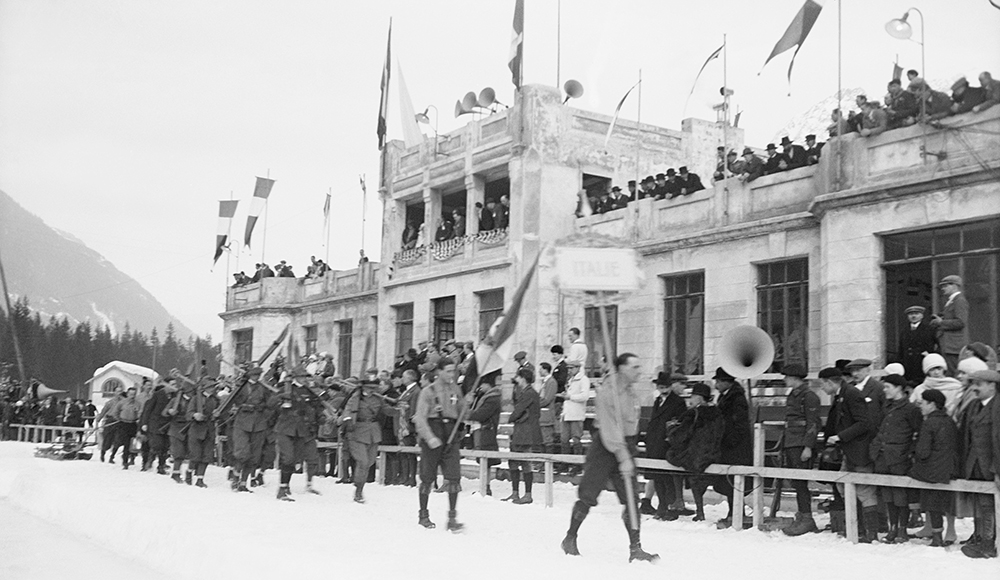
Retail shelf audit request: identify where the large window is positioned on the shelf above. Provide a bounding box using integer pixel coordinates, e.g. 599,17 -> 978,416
101,377 -> 124,397
757,259 -> 808,373
883,218 -> 1000,363
433,296 -> 456,345
337,320 -> 353,379
395,303 -> 414,357
584,305 -> 617,377
663,272 -> 705,375
478,289 -> 504,340
303,325 -> 318,357
234,329 -> 253,364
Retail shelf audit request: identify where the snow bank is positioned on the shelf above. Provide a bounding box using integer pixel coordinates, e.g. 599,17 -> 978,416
0,442 -> 993,580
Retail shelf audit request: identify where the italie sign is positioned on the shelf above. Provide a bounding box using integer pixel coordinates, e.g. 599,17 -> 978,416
554,246 -> 642,292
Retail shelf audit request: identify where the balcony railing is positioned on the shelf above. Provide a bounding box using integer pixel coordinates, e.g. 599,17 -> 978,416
225,263 -> 379,311
392,228 -> 510,272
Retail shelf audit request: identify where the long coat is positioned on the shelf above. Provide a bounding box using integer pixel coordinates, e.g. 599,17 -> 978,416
509,385 -> 543,447
666,404 -> 725,474
783,384 -> 822,450
869,398 -> 923,474
140,387 -> 170,433
827,384 -> 878,468
899,321 -> 938,381
343,387 -> 395,445
185,389 -> 218,441
933,292 -> 969,355
467,385 -> 501,452
537,376 -> 558,427
643,391 -> 687,459
909,409 -> 959,484
717,384 -> 753,466
959,396 -> 997,480
231,381 -> 271,433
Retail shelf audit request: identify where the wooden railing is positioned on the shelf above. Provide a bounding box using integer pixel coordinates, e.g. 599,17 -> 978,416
10,424 -> 101,444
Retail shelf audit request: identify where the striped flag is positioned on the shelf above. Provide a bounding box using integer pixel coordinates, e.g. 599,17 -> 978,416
213,200 -> 239,266
474,250 -> 539,378
508,0 -> 524,89
761,0 -> 825,87
377,19 -> 391,150
244,176 -> 275,248
603,80 -> 640,149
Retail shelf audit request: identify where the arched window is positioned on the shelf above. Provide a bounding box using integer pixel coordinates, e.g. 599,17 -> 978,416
101,377 -> 124,396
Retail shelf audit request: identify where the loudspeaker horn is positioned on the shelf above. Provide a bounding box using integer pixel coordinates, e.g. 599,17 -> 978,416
562,79 -> 584,104
477,87 -> 496,109
34,383 -> 67,399
455,92 -> 479,117
718,325 -> 775,380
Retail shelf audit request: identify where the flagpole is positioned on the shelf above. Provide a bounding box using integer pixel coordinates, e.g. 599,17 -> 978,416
835,0 -> 842,192
723,34 -> 729,183
325,187 -> 331,272
635,68 -> 641,199
556,0 -> 561,87
261,169 -> 270,266
360,175 -> 367,258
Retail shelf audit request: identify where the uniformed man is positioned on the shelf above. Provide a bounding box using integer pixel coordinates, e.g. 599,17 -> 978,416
228,366 -> 271,492
560,353 -> 658,563
898,305 -> 938,382
140,379 -> 173,474
341,377 -> 398,503
779,364 -> 823,536
396,369 -> 422,487
413,357 -> 467,531
270,375 -> 324,501
163,376 -> 194,484
186,378 -> 218,488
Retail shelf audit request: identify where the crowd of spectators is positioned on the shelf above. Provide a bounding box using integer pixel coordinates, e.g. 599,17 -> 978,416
231,256 -> 331,287
1,390 -> 96,442
401,195 -> 511,252
575,166 -> 706,217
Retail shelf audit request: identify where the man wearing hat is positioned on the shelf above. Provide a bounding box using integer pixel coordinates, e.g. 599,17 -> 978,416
608,186 -> 629,210
558,358 -> 591,469
780,364 -> 823,536
638,176 -> 656,200
886,78 -> 919,129
899,305 -> 938,383
846,359 -> 886,425
763,143 -> 782,175
140,377 -> 174,474
779,136 -> 807,170
958,369 -> 998,559
949,76 -> 987,116
930,275 -> 969,376
738,147 -> 765,183
675,166 -> 704,197
514,350 -> 534,377
640,371 -> 688,520
626,180 -> 638,201
228,365 -> 272,492
713,367 -> 753,527
804,134 -> 823,165
652,173 -> 668,200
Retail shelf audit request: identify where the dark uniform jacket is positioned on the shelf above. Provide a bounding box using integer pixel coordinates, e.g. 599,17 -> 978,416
551,360 -> 568,394
509,385 -> 543,446
783,384 -> 822,450
396,381 -> 422,440
959,395 -> 997,480
805,143 -> 823,165
781,145 -> 808,170
932,292 -> 969,355
909,409 -> 958,484
675,173 -> 705,196
644,391 -> 687,459
163,386 -> 194,438
185,388 -> 218,441
763,153 -> 782,175
899,321 -> 938,381
827,384 -> 878,468
953,86 -> 986,115
666,404 -> 725,473
269,390 -> 320,438
343,386 -> 395,445
414,378 -> 468,444
231,381 -> 272,433
467,384 -> 501,451
538,376 -> 558,427
869,397 -> 922,474
741,155 -> 766,182
141,387 -> 171,433
717,384 -> 753,466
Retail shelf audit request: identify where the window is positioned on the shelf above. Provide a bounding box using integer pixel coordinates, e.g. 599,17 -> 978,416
303,325 -> 318,357
582,173 -> 612,199
395,303 -> 414,357
883,218 -> 1000,363
433,296 -> 456,345
757,259 -> 809,373
484,177 -> 510,205
663,272 -> 705,375
584,305 -> 617,377
478,289 -> 505,340
337,320 -> 353,379
101,377 -> 124,397
234,329 -> 253,364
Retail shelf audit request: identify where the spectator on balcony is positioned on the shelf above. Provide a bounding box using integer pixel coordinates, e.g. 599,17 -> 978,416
451,210 -> 466,238
738,147 -> 766,183
675,166 -> 704,196
401,222 -> 419,250
476,202 -> 494,232
652,173 -> 668,200
714,149 -> 740,182
495,195 -> 510,230
434,217 -> 454,243
949,77 -> 986,117
608,186 -> 629,210
595,190 -> 612,214
626,180 -> 638,201
638,176 -> 656,200
662,169 -> 681,198
779,137 -> 808,170
859,100 -> 888,138
232,272 -> 251,287
763,144 -> 782,175
912,82 -> 954,123
805,135 -> 823,165
827,108 -> 851,138
974,71 -> 1000,113
886,79 -> 920,129
276,261 -> 295,278
416,223 -> 426,247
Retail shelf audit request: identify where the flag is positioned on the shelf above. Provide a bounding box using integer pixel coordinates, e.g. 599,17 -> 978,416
892,62 -> 903,81
508,0 -> 524,89
244,176 -> 275,248
213,200 -> 239,265
322,192 -> 331,219
685,43 -> 724,110
396,59 -> 423,149
472,250 -> 540,379
733,109 -> 742,128
761,0 -> 825,87
377,19 -> 391,150
603,80 -> 641,149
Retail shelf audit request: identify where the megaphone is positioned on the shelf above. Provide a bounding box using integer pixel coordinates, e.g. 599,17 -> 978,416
718,325 -> 775,379
562,79 -> 584,104
477,87 -> 507,110
33,383 -> 67,399
455,91 -> 479,117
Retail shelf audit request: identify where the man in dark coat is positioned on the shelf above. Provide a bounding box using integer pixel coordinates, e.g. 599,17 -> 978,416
779,136 -> 808,170
898,305 -> 938,383
738,147 -> 766,183
929,275 -> 969,376
958,370 -> 998,559
396,369 -> 422,487
763,144 -> 782,175
608,186 -> 629,210
477,202 -> 494,232
641,372 -> 688,520
185,380 -> 218,488
163,378 -> 194,484
820,367 -> 881,543
804,134 -> 823,165
675,167 -> 705,196
506,367 -> 543,504
949,77 -> 987,116
869,374 -> 923,542
665,383 -> 724,522
270,376 -> 323,501
466,370 -> 501,495
886,79 -> 919,129
846,359 -> 886,426
910,388 -> 959,547
779,364 -> 824,536
140,381 -> 172,473
227,366 -> 272,492
341,379 -> 397,503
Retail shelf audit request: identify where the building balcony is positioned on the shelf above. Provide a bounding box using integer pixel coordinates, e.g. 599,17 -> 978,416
388,228 -> 510,284
224,262 -> 379,312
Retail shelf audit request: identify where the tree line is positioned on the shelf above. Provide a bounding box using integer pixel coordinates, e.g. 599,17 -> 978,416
0,297 -> 220,399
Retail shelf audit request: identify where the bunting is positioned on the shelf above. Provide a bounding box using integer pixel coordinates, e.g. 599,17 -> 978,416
761,0 -> 825,88
508,0 -> 524,89
213,200 -> 239,266
604,80 -> 641,149
686,44 -> 724,108
244,177 -> 275,248
377,19 -> 392,150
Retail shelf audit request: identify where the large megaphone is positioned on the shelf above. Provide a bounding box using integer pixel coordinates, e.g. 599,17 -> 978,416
477,87 -> 506,110
454,91 -> 479,118
562,79 -> 584,104
718,325 -> 775,380
33,383 -> 68,399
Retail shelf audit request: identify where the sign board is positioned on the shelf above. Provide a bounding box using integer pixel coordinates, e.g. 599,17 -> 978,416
554,247 -> 642,292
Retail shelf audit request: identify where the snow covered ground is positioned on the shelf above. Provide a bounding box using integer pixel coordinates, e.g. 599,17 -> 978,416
1,442 -> 994,580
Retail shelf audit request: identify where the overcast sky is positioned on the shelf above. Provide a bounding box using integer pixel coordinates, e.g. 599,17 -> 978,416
1,0 -> 998,339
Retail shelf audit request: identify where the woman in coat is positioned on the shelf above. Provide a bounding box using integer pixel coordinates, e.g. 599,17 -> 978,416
869,374 -> 922,542
505,367 -> 542,504
909,388 -> 959,547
